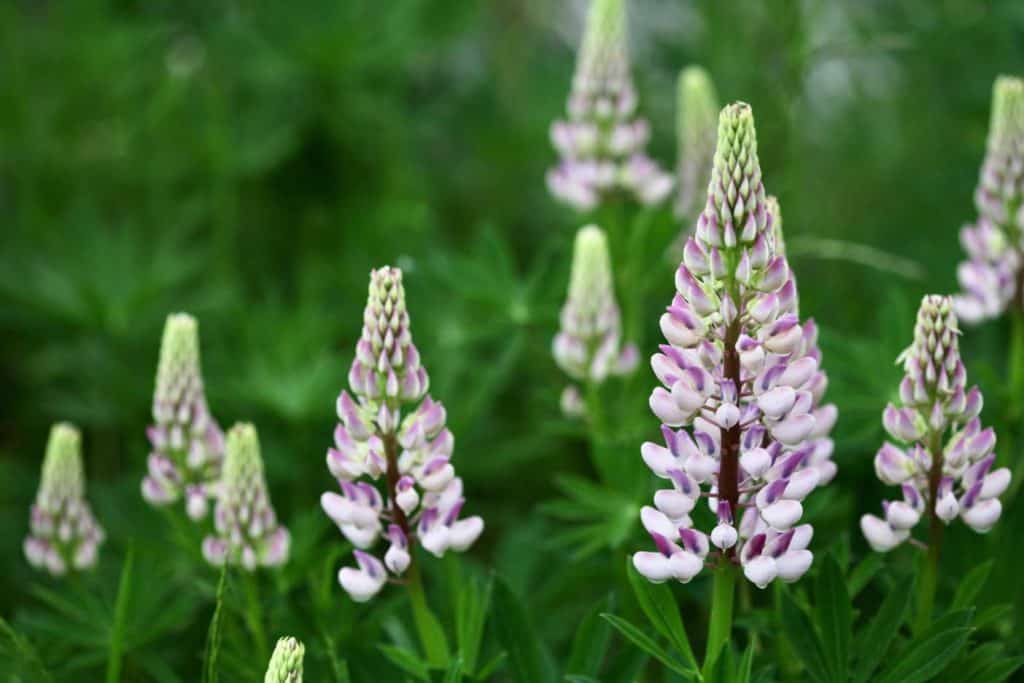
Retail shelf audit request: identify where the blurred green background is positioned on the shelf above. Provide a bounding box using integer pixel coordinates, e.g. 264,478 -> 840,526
2,0 -> 1024,680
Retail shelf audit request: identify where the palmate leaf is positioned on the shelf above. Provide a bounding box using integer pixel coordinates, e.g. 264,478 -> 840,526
0,617 -> 53,683
378,644 -> 430,681
778,587 -> 829,683
492,576 -> 555,683
951,560 -> 993,611
453,572 -> 491,677
625,559 -> 698,671
565,595 -> 613,678
540,475 -> 639,559
876,609 -> 974,683
852,575 -> 913,683
599,614 -> 696,680
814,555 -> 852,683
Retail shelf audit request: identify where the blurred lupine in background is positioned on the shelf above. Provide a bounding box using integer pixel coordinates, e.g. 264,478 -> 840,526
553,225 -> 639,419
141,313 -> 225,520
954,77 -> 1024,326
547,0 -> 672,211
202,423 -> 290,570
674,66 -> 719,223
264,636 -> 304,683
23,423 -> 105,576
861,295 -> 1011,631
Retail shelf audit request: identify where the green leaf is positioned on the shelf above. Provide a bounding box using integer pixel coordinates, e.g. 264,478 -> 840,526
876,610 -> 973,683
600,614 -> 696,679
106,547 -> 134,683
0,616 -> 53,682
475,652 -> 507,681
492,577 -> 553,683
735,644 -> 754,683
815,555 -> 851,683
378,644 -> 430,682
455,574 -> 491,676
846,554 -> 883,598
444,657 -> 464,683
565,595 -> 613,677
626,559 -> 698,670
778,588 -> 828,683
963,656 -> 1024,683
951,560 -> 993,611
852,575 -> 912,683
202,563 -> 229,683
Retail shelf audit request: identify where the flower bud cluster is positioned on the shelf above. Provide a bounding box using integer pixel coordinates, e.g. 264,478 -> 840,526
553,226 -> 639,417
24,423 -> 105,576
202,423 -> 290,570
547,0 -> 672,211
321,267 -> 483,602
674,66 -> 719,221
861,296 -> 1010,551
954,76 -> 1024,323
265,636 -> 304,683
142,313 -> 224,520
633,103 -> 836,589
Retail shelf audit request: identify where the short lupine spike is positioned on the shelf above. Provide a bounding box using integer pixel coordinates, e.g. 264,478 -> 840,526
862,295 -> 1010,552
675,66 -> 719,220
265,636 -> 304,683
553,226 -> 638,413
546,0 -> 673,210
25,423 -> 105,576
202,423 -> 290,570
953,76 -> 1024,323
142,313 -> 224,520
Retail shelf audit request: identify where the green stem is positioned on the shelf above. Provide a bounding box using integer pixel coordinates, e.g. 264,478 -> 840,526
406,562 -> 450,667
584,379 -> 614,486
914,430 -> 945,635
1011,310 -> 1024,404
243,573 -> 268,664
106,548 -> 134,683
703,564 -> 736,679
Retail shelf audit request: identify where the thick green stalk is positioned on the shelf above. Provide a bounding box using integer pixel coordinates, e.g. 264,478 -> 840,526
584,378 -> 614,486
703,564 -> 736,678
243,573 -> 268,664
914,431 -> 945,635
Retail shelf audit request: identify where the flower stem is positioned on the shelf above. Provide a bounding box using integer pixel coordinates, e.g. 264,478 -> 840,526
914,431 -> 945,635
243,573 -> 268,664
703,563 -> 736,678
584,379 -> 614,486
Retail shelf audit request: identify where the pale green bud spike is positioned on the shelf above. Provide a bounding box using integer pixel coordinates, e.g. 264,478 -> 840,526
40,422 -> 84,500
988,76 -> 1024,153
577,0 -> 628,83
155,313 -> 201,403
702,102 -> 767,244
766,195 -> 785,255
568,225 -> 614,315
222,423 -> 264,493
676,66 -> 719,218
264,636 -> 304,683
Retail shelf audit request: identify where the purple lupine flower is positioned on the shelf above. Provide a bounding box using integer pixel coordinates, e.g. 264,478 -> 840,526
202,423 -> 290,570
141,313 -> 224,520
953,76 -> 1024,323
322,267 -> 483,602
632,103 -> 836,589
553,225 -> 639,416
674,66 -> 719,221
860,295 -> 1010,551
547,0 -> 672,211
24,423 -> 105,576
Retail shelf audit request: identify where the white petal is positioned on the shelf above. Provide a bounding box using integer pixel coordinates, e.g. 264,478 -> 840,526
776,549 -> 813,582
860,514 -> 906,552
668,551 -> 704,582
962,498 -> 1001,533
654,489 -> 696,518
338,567 -> 385,602
448,516 -> 484,551
632,552 -> 673,582
762,500 -> 803,530
743,555 -> 778,589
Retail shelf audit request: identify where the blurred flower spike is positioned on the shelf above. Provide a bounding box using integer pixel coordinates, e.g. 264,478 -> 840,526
264,636 -> 304,683
321,267 -> 483,602
675,65 -> 719,221
24,423 -> 106,576
632,103 -> 837,589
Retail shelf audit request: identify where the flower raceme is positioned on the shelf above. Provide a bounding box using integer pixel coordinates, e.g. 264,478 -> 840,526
321,267 -> 483,602
860,296 -> 1011,552
265,636 -> 304,683
24,423 -> 105,576
141,313 -> 225,520
547,0 -> 672,211
553,225 -> 639,417
632,103 -> 837,590
202,423 -> 290,570
954,76 -> 1024,323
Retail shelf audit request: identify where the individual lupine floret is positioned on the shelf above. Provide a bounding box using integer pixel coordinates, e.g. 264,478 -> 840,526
202,423 -> 290,570
547,0 -> 672,211
142,313 -> 224,520
24,423 -> 105,576
265,636 -> 304,683
860,295 -> 1010,551
322,267 -> 483,603
632,102 -> 836,590
953,76 -> 1024,323
675,66 -> 719,221
553,225 -> 639,416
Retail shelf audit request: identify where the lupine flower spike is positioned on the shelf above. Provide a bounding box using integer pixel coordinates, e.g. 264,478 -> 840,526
954,76 -> 1024,323
547,0 -> 672,211
554,225 -> 639,417
265,636 -> 304,683
675,66 -> 719,221
632,103 -> 837,589
25,423 -> 105,576
321,267 -> 483,602
202,423 -> 290,570
861,295 -> 1010,551
142,313 -> 224,520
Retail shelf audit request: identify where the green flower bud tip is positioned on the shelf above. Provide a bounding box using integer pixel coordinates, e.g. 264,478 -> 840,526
677,67 -> 719,145
989,75 -> 1024,152
156,313 -> 199,386
568,225 -> 614,312
579,0 -> 627,79
265,636 -> 304,682
766,195 -> 785,255
675,66 -> 720,219
41,422 -> 84,501
223,422 -> 264,489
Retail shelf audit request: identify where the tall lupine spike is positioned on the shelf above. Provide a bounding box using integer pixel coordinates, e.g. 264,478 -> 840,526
953,76 -> 1024,323
142,313 -> 224,520
546,0 -> 673,211
553,226 -> 639,416
634,103 -> 836,590
675,66 -> 719,221
322,267 -> 483,602
264,636 -> 304,683
24,423 -> 105,576
202,423 -> 290,570
861,295 -> 1010,552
